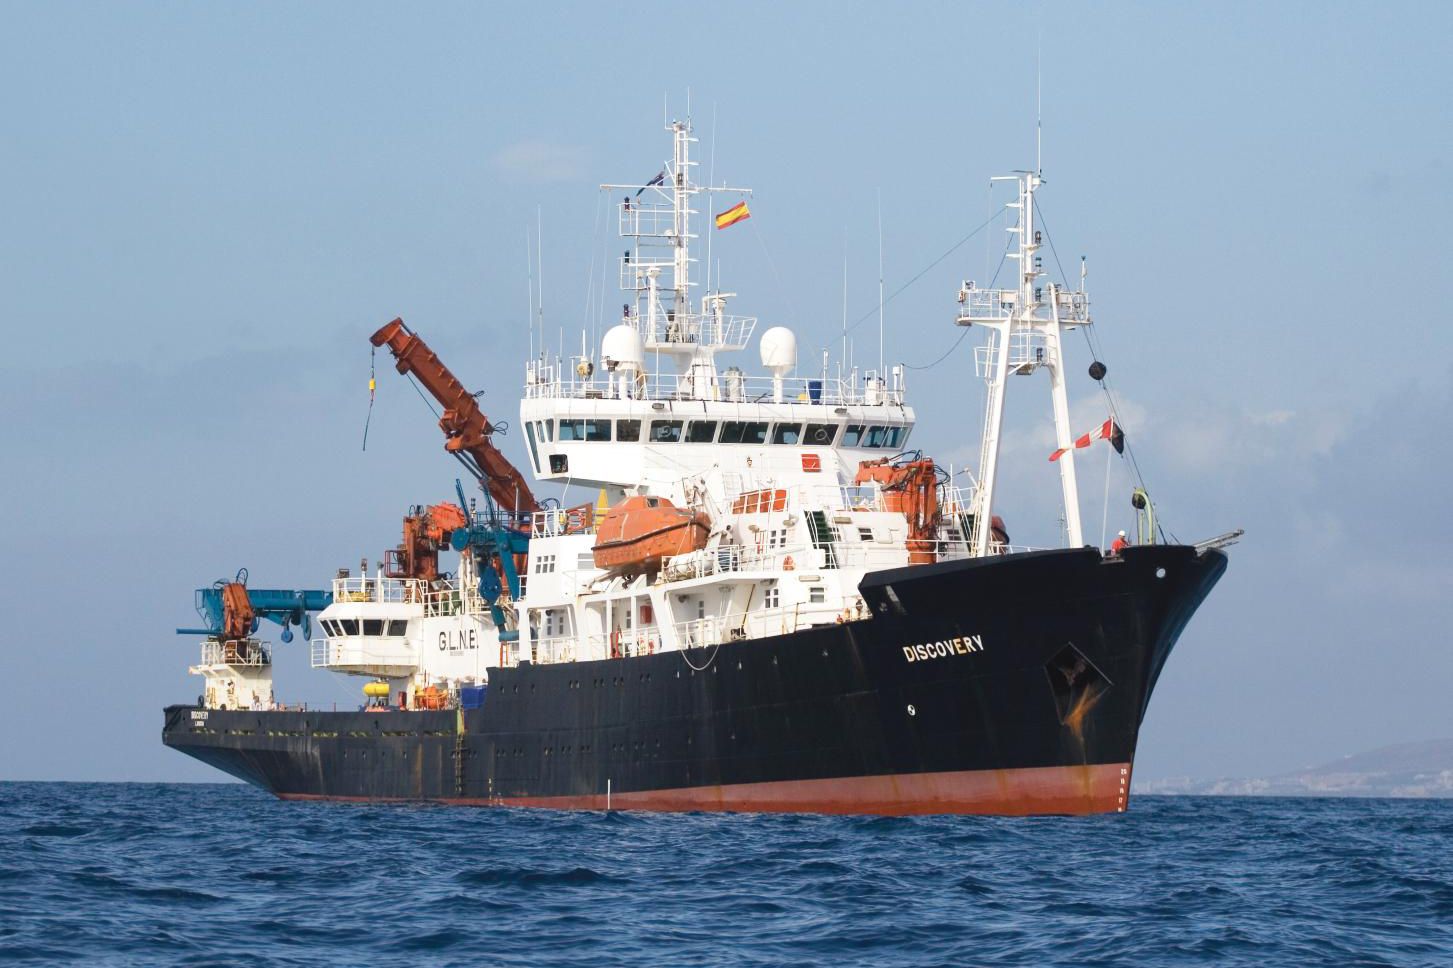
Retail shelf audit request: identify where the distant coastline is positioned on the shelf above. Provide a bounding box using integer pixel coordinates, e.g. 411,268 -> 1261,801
1137,738 -> 1453,798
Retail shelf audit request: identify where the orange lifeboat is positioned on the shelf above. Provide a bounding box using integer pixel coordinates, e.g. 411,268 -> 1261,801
592,496 -> 711,574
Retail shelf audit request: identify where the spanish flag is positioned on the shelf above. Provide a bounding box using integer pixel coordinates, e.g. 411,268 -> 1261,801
715,200 -> 750,230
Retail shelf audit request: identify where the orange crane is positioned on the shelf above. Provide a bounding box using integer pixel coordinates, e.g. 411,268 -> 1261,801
370,318 -> 540,517
384,502 -> 471,581
855,456 -> 943,565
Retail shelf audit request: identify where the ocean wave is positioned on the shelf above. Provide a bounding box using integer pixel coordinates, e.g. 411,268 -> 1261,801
0,783 -> 1450,967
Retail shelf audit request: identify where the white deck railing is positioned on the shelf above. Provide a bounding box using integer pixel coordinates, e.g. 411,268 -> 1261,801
198,639 -> 270,667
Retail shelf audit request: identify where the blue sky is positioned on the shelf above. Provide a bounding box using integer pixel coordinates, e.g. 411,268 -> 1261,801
1,1 -> 1449,783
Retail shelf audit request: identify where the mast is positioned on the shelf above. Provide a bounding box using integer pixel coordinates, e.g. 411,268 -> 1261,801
601,116 -> 754,401
958,171 -> 1092,555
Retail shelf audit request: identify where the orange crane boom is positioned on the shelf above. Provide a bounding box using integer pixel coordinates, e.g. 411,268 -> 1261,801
370,318 -> 540,516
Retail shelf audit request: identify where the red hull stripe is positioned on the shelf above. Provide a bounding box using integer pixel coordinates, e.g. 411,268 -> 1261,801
277,763 -> 1133,816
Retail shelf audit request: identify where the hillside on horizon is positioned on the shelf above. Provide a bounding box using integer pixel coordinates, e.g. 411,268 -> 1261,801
1138,738 -> 1453,798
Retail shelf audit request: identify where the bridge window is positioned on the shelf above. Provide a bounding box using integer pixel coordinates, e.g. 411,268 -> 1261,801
525,423 -> 541,472
685,420 -> 718,443
387,620 -> 408,636
719,420 -> 768,444
804,423 -> 838,445
771,423 -> 803,445
616,419 -> 641,442
868,425 -> 904,448
649,420 -> 683,443
339,619 -> 359,636
842,424 -> 866,446
363,619 -> 384,636
537,420 -> 553,442
558,419 -> 586,441
585,420 -> 611,442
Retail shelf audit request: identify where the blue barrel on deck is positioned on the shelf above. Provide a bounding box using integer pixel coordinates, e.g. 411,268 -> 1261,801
459,685 -> 487,710
808,379 -> 823,403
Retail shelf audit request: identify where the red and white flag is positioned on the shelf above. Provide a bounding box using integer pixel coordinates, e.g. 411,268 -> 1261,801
1049,417 -> 1122,462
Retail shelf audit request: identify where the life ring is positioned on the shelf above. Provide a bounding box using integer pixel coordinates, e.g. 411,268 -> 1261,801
610,629 -> 622,659
783,555 -> 795,571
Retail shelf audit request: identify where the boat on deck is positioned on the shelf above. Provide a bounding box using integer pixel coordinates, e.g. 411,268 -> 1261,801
592,496 -> 711,574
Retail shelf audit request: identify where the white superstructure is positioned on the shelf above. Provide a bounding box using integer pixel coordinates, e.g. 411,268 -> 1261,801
302,117 -> 1096,710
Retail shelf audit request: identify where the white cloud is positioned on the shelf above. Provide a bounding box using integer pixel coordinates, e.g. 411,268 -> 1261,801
491,141 -> 588,183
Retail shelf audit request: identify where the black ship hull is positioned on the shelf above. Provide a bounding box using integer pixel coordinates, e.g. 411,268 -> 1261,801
163,546 -> 1226,815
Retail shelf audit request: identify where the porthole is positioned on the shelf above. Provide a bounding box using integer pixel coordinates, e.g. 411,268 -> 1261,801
907,704 -> 917,717
1155,567 -> 1166,579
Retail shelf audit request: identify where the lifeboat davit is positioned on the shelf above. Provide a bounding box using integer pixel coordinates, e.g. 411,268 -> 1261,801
592,496 -> 711,574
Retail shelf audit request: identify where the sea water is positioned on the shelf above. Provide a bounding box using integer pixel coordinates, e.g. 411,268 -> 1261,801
2,783 -> 1450,966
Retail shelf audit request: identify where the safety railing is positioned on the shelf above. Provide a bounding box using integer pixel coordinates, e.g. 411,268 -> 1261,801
310,637 -> 417,670
421,585 -> 490,618
618,202 -> 680,239
522,368 -> 904,408
199,639 -> 270,667
531,504 -> 601,538
975,328 -> 1050,377
527,634 -> 578,665
956,287 -> 1017,322
330,575 -> 429,604
1052,288 -> 1091,325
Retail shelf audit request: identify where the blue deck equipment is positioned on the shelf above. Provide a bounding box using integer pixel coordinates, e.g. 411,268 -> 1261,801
177,568 -> 332,643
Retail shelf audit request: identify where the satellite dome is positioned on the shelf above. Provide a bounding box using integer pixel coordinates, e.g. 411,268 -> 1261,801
759,326 -> 797,376
601,324 -> 644,369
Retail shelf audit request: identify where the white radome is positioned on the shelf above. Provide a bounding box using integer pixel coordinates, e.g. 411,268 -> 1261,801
759,326 -> 797,376
601,323 -> 645,369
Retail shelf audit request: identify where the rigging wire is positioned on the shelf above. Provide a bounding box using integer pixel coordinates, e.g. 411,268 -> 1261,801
843,207 -> 1005,338
361,345 -> 377,450
902,329 -> 969,371
901,225 -> 1017,371
405,372 -> 442,421
582,191 -> 605,355
1037,205 -> 1173,544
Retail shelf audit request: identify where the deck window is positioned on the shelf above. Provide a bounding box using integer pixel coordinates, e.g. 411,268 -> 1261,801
719,420 -> 768,444
842,424 -> 866,446
685,420 -> 718,443
649,420 -> 683,443
339,619 -> 359,636
804,423 -> 838,445
771,423 -> 803,445
538,420 -> 553,442
585,419 -> 611,442
616,419 -> 641,442
387,620 -> 408,636
363,619 -> 384,636
558,419 -> 586,441
731,489 -> 788,514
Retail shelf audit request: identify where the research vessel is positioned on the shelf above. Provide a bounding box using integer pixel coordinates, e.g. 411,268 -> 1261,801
164,115 -> 1234,815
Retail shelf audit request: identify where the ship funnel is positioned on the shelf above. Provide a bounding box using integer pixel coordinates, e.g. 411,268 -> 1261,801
759,326 -> 797,403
